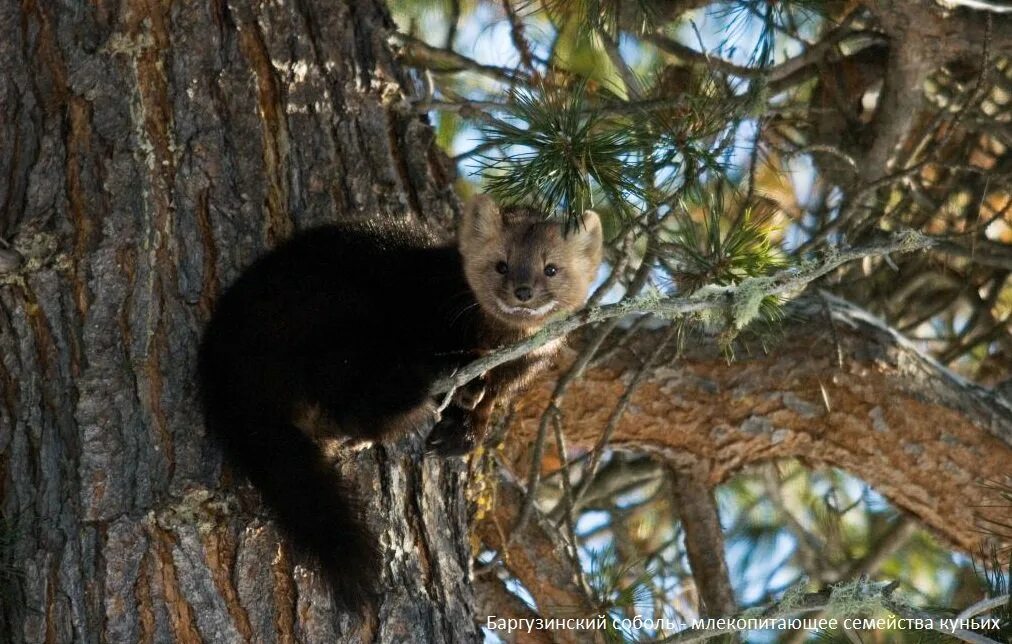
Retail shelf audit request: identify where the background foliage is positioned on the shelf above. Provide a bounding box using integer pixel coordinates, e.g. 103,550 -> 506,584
389,0 -> 1011,641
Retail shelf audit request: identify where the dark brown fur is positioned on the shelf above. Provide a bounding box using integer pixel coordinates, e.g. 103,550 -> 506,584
427,196 -> 603,453
198,195 -> 602,604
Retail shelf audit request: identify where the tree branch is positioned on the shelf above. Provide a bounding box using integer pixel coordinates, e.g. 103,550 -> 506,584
506,293 -> 1012,555
883,596 -> 1007,644
431,232 -> 936,397
658,580 -> 901,643
660,581 -> 1008,644
391,32 -> 529,85
646,17 -> 880,95
669,459 -> 737,619
473,575 -> 555,644
475,475 -> 599,642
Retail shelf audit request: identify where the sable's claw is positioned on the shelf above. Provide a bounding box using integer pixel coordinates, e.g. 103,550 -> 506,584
425,408 -> 476,457
426,429 -> 475,457
425,433 -> 474,457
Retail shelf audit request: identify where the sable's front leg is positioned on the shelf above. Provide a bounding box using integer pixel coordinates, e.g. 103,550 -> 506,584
426,355 -> 551,457
425,373 -> 487,457
424,393 -> 494,457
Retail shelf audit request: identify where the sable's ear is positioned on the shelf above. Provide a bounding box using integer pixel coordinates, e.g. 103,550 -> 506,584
459,195 -> 502,249
570,210 -> 604,267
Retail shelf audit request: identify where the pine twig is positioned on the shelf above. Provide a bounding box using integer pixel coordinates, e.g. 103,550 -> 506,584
955,594 -> 1011,624
511,242 -> 659,539
430,232 -> 936,397
501,0 -> 536,72
882,596 -> 1007,644
392,32 -> 530,85
571,323 -> 678,508
658,580 -> 902,643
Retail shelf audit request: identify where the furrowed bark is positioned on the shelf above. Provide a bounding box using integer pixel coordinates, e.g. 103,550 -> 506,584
476,477 -> 599,643
0,1 -> 476,641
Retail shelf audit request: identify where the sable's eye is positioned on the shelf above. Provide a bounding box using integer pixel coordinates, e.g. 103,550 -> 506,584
495,261 -> 508,275
544,264 -> 558,277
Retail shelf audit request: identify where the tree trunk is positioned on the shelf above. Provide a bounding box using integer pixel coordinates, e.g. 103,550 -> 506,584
0,1 -> 477,641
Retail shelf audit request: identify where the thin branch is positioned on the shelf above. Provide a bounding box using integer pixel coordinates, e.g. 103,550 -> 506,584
840,516 -> 917,581
597,27 -> 643,99
670,459 -> 737,619
392,32 -> 529,85
430,232 -> 936,397
501,0 -> 535,73
445,0 -> 460,49
512,243 -> 659,538
882,597 -> 1006,644
785,515 -> 918,644
646,17 -> 876,94
933,238 -> 1012,272
762,464 -> 828,576
937,0 -> 1012,14
415,93 -> 710,118
657,581 -> 902,643
475,474 -> 600,622
473,576 -> 555,644
549,412 -> 593,599
571,323 -> 678,507
789,145 -> 859,174
955,594 -> 1012,623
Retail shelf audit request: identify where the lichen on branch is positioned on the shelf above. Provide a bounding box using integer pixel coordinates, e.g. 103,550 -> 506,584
431,231 -> 935,396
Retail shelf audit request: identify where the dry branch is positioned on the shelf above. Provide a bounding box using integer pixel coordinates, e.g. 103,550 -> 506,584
432,232 -> 936,397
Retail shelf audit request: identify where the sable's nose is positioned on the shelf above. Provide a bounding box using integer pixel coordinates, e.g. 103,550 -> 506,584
514,286 -> 533,302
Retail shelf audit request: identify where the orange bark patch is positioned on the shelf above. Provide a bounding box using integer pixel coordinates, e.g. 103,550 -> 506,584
236,20 -> 293,244
150,528 -> 203,643
511,332 -> 1012,554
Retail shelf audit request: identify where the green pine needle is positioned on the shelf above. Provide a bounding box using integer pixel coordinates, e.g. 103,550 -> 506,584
656,185 -> 787,354
478,83 -> 647,225
543,0 -> 658,38
659,187 -> 786,293
973,545 -> 1012,641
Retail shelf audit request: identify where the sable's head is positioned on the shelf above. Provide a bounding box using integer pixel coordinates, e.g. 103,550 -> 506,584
458,195 -> 603,329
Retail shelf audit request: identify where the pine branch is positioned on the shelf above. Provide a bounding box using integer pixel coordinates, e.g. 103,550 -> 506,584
514,237 -> 661,539
670,458 -> 737,619
391,32 -> 530,85
430,231 -> 936,397
937,0 -> 1012,14
882,596 -> 1008,644
417,93 -> 734,118
657,580 -> 902,643
955,595 -> 1011,624
501,0 -> 536,72
477,84 -> 648,222
659,581 -> 1008,644
646,20 -> 877,95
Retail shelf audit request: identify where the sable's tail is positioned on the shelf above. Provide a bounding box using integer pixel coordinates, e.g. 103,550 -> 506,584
233,423 -> 380,608
199,365 -> 379,607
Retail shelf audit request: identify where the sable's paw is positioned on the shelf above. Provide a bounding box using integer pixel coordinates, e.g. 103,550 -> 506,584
425,408 -> 476,457
426,429 -> 476,457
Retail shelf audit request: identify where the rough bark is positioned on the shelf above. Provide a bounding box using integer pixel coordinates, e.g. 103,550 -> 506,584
506,295 -> 1012,556
0,1 -> 476,642
475,477 -> 598,644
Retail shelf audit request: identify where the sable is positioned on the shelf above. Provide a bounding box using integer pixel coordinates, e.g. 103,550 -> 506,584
197,195 -> 602,607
